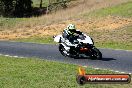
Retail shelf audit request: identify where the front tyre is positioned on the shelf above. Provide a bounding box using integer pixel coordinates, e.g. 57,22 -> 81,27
59,44 -> 68,57
91,47 -> 102,60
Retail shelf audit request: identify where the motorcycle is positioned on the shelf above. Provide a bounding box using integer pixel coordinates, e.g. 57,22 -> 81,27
53,32 -> 102,59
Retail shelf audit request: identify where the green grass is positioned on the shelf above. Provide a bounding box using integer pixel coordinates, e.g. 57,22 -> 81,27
95,41 -> 132,50
90,26 -> 132,50
0,56 -> 132,88
14,36 -> 55,44
83,1 -> 132,18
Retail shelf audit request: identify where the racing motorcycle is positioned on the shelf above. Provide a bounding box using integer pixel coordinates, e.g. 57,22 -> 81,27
53,32 -> 102,59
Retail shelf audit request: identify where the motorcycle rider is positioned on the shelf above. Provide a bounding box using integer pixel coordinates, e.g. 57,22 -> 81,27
62,24 -> 82,44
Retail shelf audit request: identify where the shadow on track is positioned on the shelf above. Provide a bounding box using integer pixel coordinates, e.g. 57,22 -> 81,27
74,57 -> 116,61
101,58 -> 116,61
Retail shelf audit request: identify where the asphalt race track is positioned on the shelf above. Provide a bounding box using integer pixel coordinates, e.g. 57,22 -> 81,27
0,41 -> 132,73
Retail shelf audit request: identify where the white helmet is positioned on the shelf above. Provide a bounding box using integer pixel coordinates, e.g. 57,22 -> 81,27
67,24 -> 76,30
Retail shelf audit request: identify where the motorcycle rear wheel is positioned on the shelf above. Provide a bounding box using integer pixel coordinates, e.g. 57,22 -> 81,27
91,47 -> 102,60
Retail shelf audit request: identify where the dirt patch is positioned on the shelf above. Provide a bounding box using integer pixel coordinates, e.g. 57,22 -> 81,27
0,16 -> 131,40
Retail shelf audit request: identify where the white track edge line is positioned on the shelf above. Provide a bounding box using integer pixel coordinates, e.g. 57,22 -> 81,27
82,65 -> 132,74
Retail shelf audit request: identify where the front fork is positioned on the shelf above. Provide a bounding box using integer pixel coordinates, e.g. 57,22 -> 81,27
69,46 -> 79,56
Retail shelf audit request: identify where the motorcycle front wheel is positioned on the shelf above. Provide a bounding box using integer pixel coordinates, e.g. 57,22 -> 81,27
59,44 -> 68,57
59,44 -> 79,58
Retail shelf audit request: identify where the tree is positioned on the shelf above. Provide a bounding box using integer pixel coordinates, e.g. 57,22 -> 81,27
61,0 -> 67,9
0,0 -> 16,16
0,0 -> 33,17
14,0 -> 32,17
47,0 -> 68,13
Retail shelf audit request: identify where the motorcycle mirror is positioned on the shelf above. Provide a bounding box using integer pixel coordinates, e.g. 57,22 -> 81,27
53,36 -> 56,38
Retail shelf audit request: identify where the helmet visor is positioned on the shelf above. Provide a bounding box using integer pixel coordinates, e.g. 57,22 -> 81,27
69,29 -> 76,32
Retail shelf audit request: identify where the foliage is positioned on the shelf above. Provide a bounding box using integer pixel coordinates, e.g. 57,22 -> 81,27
0,0 -> 32,17
47,0 -> 70,12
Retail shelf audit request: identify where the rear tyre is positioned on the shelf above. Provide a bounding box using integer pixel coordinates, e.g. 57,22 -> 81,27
91,47 -> 102,60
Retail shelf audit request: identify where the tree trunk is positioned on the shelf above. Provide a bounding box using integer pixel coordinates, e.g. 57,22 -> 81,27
40,0 -> 42,8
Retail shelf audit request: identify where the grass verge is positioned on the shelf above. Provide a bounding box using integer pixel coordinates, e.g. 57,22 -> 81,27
0,56 -> 132,88
90,26 -> 132,50
82,1 -> 132,18
13,25 -> 132,50
13,36 -> 55,44
0,17 -> 27,31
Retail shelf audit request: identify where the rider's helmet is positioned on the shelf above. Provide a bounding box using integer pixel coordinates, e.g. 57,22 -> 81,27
67,24 -> 76,35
